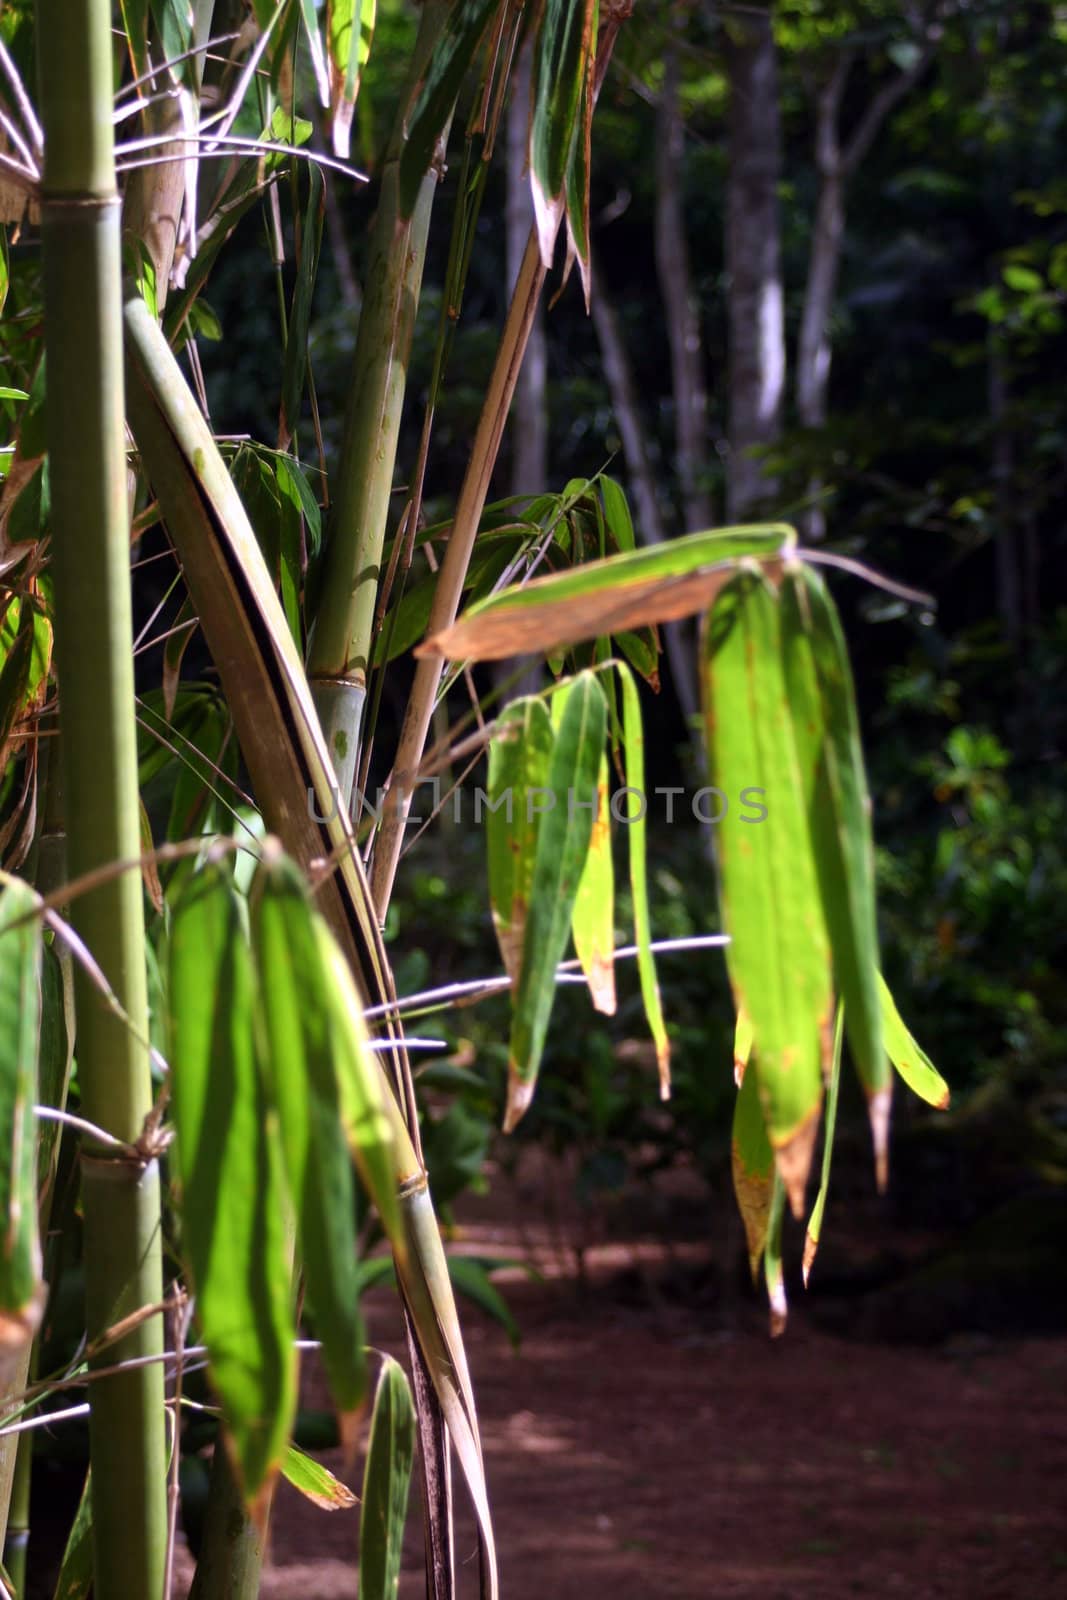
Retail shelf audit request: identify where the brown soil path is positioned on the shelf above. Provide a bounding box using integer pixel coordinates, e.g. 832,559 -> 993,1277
174,1173 -> 1067,1599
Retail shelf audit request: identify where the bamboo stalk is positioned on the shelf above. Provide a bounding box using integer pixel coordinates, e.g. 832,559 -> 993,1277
370,227 -> 549,917
307,0 -> 452,803
187,1441 -> 269,1600
38,5 -> 168,1596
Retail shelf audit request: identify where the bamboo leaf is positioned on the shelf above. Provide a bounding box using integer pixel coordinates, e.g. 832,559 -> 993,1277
52,1467 -> 93,1600
357,1355 -> 415,1600
486,696 -> 554,986
418,524 -> 795,662
530,0 -> 597,266
446,1256 -> 521,1349
36,939 -> 69,1207
561,0 -> 597,306
878,972 -> 951,1109
572,748 -> 615,1014
169,862 -> 297,1512
250,849 -> 368,1433
803,1000 -> 845,1286
615,660 -> 670,1092
704,568 -> 830,1218
328,0 -> 376,159
398,0 -> 496,217
281,1443 -> 358,1510
312,920 -> 403,1256
0,879 -> 44,1369
297,0 -> 332,105
506,672 -> 607,1128
781,560 -> 890,1186
730,1011 -> 773,1280
764,1169 -> 788,1338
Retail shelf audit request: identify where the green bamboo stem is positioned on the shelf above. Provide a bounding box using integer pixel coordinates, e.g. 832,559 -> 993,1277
307,0 -> 452,803
187,1441 -> 269,1600
370,227 -> 549,917
38,5 -> 168,1597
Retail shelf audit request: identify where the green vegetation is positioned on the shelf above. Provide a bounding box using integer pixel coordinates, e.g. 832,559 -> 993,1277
0,0 -> 1061,1595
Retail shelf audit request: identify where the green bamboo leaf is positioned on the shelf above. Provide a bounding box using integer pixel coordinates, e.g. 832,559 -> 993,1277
486,696 -> 554,986
419,524 -> 795,662
780,560 -> 890,1186
250,849 -> 368,1433
297,0 -> 332,105
730,1010 -> 773,1280
704,567 -> 830,1218
615,660 -> 670,1093
878,972 -> 951,1109
764,1169 -> 788,1337
446,1256 -> 522,1349
281,1443 -> 358,1510
169,862 -> 297,1512
328,0 -> 377,159
357,1355 -> 415,1600
0,609 -> 34,757
599,475 -> 634,552
312,918 -> 403,1254
0,879 -> 44,1366
149,0 -> 194,79
561,0 -> 597,305
530,0 -> 597,265
52,1467 -> 93,1600
506,671 -> 607,1130
279,164 -> 325,454
572,748 -> 615,1014
398,0 -> 497,217
803,1000 -> 845,1286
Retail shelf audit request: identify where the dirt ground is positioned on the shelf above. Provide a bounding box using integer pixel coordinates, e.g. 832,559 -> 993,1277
173,1159 -> 1067,1599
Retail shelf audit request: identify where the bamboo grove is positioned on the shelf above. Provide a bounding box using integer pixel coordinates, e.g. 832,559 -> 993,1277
0,2 -> 948,1596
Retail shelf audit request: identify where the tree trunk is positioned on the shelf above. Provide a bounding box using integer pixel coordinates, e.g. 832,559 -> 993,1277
590,261 -> 700,730
723,5 -> 785,519
655,46 -> 711,532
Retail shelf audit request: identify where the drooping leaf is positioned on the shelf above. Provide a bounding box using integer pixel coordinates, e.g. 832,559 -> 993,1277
560,0 -> 597,305
730,1011 -> 773,1280
446,1256 -> 521,1349
251,849 -> 368,1433
168,863 -> 297,1511
803,1000 -> 845,1286
530,0 -> 597,266
764,1169 -> 788,1338
398,0 -> 497,217
0,878 -> 44,1369
599,475 -> 634,552
418,524 -> 795,662
704,567 -> 830,1218
357,1355 -> 416,1600
571,748 -> 615,1014
486,696 -> 554,985
281,1443 -> 358,1510
615,660 -> 670,1092
878,972 -> 951,1109
328,0 -> 376,159
506,671 -> 607,1130
781,560 -> 889,1186
296,0 -> 332,105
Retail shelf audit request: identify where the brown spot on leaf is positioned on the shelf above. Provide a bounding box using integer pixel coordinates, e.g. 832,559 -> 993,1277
773,1104 -> 822,1220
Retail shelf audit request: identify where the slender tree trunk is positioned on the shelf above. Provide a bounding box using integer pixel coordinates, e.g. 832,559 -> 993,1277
723,5 -> 785,518
796,44 -> 935,536
590,261 -> 700,730
655,46 -> 711,532
38,4 -> 168,1596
